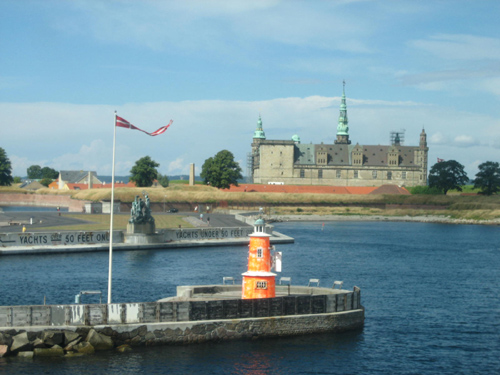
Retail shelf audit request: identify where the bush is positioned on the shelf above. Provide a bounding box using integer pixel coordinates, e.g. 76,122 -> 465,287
409,186 -> 443,195
296,208 -> 303,212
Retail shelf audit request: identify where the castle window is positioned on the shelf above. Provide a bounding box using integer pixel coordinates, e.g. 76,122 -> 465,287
372,170 -> 377,179
354,170 -> 359,178
387,171 -> 392,180
300,169 -> 305,178
336,170 -> 341,178
256,281 -> 268,290
257,247 -> 263,258
318,170 -> 323,179
402,171 -> 406,179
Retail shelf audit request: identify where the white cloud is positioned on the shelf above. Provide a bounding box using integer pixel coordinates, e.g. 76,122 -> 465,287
453,135 -> 479,148
429,132 -> 447,145
411,34 -> 500,61
167,158 -> 186,174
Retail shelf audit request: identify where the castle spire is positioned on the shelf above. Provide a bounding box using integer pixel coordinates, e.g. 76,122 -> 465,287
335,80 -> 351,144
253,114 -> 266,140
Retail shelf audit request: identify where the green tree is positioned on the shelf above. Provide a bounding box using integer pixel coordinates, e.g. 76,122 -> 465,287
428,160 -> 468,195
40,178 -> 53,187
473,161 -> 500,196
201,150 -> 243,189
41,166 -> 58,179
27,165 -> 42,179
129,156 -> 160,187
0,147 -> 14,186
157,173 -> 169,188
13,176 -> 22,184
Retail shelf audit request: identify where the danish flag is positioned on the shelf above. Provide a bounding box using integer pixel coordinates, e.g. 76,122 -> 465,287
116,116 -> 172,136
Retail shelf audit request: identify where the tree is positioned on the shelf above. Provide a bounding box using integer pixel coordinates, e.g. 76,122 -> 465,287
41,166 -> 58,179
13,176 -> 22,184
473,161 -> 500,196
201,150 -> 243,189
129,156 -> 160,187
27,165 -> 42,179
0,147 -> 14,186
40,178 -> 53,187
157,173 -> 169,188
428,160 -> 468,195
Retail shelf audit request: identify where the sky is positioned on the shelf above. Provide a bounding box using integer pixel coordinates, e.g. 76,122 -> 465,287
1,0 -> 499,179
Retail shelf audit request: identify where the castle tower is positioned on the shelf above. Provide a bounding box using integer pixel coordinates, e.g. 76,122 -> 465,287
251,115 -> 266,183
418,128 -> 429,184
335,80 -> 351,145
242,219 -> 277,299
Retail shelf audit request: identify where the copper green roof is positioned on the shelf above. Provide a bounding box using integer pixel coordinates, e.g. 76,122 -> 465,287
253,115 -> 266,139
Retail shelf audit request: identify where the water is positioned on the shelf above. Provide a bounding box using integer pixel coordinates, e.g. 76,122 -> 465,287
1,221 -> 499,374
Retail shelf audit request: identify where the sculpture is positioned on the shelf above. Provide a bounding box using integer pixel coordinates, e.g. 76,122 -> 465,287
129,195 -> 154,224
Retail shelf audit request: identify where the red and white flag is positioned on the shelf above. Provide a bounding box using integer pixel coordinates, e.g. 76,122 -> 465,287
437,158 -> 444,163
116,116 -> 172,136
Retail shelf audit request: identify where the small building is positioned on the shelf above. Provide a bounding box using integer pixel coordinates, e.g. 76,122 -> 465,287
19,180 -> 44,191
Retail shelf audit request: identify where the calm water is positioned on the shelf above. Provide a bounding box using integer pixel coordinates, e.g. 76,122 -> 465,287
1,221 -> 499,374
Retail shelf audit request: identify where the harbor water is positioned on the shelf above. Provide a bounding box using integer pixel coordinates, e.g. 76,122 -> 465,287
1,221 -> 499,374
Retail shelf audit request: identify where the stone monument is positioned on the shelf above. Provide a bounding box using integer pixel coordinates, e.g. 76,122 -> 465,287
126,194 -> 156,237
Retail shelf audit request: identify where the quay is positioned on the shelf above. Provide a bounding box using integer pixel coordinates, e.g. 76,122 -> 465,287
0,211 -> 294,255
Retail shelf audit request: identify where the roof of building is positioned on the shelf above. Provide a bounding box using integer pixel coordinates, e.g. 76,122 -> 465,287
59,170 -> 101,184
224,184 -> 408,195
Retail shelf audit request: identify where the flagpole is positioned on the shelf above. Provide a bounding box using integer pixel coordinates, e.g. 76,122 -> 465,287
108,111 -> 117,304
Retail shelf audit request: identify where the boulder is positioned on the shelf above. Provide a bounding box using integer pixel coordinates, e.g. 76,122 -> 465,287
17,351 -> 34,359
73,342 -> 95,355
42,331 -> 64,346
86,329 -> 114,351
64,337 -> 82,351
11,332 -> 31,352
0,345 -> 8,358
0,333 -> 12,347
64,331 -> 81,346
116,344 -> 132,353
34,347 -> 64,357
32,338 -> 47,349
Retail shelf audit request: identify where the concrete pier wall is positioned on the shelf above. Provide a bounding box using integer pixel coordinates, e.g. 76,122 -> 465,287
0,288 -> 361,328
0,287 -> 363,352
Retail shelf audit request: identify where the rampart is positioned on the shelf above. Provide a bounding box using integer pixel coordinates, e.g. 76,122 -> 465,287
0,193 -> 87,212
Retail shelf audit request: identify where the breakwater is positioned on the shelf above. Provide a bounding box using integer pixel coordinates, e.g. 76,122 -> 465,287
0,285 -> 363,357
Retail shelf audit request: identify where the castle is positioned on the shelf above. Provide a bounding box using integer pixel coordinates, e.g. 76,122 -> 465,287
250,83 -> 428,187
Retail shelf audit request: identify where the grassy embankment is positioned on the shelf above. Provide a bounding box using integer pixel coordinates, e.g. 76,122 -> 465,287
2,183 -> 500,223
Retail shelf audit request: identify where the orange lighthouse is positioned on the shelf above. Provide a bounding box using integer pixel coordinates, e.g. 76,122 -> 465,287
242,219 -> 280,299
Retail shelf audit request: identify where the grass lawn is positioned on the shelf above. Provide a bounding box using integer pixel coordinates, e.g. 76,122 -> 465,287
46,214 -> 194,231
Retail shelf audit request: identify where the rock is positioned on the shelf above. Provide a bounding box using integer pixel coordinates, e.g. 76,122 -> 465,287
73,342 -> 95,355
42,331 -> 64,347
34,347 -> 64,357
65,352 -> 86,357
17,351 -> 34,359
86,329 -> 114,351
116,344 -> 132,353
11,332 -> 31,352
0,345 -> 8,358
0,333 -> 12,347
64,331 -> 81,346
64,337 -> 82,351
32,338 -> 47,349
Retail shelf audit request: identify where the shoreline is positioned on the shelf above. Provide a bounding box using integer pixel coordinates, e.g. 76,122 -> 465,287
269,214 -> 500,226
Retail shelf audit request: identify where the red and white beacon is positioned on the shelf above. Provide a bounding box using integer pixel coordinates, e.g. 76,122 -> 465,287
242,219 -> 282,299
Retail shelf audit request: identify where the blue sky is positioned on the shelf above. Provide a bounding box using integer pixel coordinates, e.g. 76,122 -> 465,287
1,0 -> 499,179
